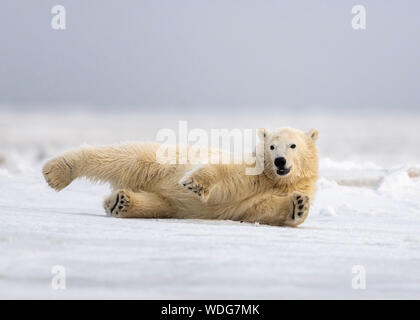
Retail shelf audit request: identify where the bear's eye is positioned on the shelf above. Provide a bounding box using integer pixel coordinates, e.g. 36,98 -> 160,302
270,145 -> 275,150
290,144 -> 296,149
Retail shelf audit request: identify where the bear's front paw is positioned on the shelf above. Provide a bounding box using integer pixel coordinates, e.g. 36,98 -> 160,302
179,174 -> 211,202
104,189 -> 131,217
288,192 -> 310,226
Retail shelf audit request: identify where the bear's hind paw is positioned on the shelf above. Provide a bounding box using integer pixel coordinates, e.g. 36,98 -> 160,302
104,189 -> 131,217
42,156 -> 73,191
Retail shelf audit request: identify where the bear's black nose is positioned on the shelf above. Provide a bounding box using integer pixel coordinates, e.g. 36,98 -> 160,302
274,157 -> 287,168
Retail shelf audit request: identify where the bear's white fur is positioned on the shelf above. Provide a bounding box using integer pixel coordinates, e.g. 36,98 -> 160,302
43,127 -> 319,227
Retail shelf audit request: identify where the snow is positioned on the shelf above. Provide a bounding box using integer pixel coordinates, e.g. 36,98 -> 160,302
320,158 -> 383,171
377,170 -> 414,193
1,112 -> 420,299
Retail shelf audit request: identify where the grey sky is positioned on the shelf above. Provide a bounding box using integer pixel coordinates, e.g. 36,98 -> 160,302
0,0 -> 419,113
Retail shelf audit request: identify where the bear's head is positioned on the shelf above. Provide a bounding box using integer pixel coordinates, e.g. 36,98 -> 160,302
257,127 -> 319,183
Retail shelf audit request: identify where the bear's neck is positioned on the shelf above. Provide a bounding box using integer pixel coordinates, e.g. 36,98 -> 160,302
260,172 -> 318,196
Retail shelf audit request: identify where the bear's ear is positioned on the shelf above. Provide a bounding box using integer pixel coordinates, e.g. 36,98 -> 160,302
258,128 -> 268,141
306,128 -> 319,142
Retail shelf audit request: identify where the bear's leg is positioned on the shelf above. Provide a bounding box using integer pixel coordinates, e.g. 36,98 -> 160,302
248,192 -> 310,227
103,189 -> 174,218
179,163 -> 242,202
43,144 -> 162,191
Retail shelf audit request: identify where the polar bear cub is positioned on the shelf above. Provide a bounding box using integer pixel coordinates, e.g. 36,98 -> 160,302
43,127 -> 319,227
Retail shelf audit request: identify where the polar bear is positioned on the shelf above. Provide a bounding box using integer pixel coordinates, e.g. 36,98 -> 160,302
43,127 -> 319,227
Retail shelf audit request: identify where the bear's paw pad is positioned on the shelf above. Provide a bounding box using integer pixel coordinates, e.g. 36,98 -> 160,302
290,192 -> 310,224
104,190 -> 131,217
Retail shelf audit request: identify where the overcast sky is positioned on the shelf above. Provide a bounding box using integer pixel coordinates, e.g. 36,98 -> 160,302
0,0 -> 419,113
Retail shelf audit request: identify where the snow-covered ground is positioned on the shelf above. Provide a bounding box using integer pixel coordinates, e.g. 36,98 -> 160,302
1,112 -> 420,299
